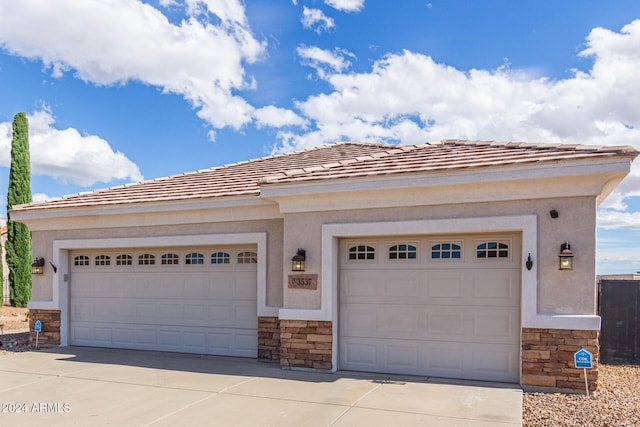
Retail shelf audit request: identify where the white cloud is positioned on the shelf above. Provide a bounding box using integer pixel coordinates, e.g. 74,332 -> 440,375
0,0 -> 265,130
324,0 -> 364,13
301,7 -> 335,33
32,193 -> 51,203
254,106 -> 308,128
297,45 -> 353,77
0,109 -> 143,186
275,20 -> 640,214
597,209 -> 640,230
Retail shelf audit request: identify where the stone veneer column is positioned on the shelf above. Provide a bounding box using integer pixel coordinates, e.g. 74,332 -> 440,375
279,320 -> 332,370
28,309 -> 61,345
257,316 -> 281,361
522,328 -> 599,392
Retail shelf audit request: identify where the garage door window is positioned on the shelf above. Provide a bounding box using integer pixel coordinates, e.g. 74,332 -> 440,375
211,251 -> 230,264
476,241 -> 509,258
116,254 -> 133,266
161,253 -> 179,265
95,255 -> 111,266
138,254 -> 156,265
389,244 -> 417,259
348,245 -> 375,260
186,252 -> 204,265
431,243 -> 461,259
238,251 -> 257,264
74,255 -> 90,266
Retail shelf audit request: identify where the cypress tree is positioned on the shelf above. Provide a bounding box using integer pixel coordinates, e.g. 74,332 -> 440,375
6,112 -> 32,307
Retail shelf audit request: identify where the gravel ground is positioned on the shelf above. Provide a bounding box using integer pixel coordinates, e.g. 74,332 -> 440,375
523,364 -> 640,426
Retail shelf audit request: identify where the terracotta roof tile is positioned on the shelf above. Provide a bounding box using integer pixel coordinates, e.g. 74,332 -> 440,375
12,140 -> 638,212
262,140 -> 638,184
14,142 -> 397,211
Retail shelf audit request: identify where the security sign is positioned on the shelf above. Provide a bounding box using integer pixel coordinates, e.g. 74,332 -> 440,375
34,320 -> 42,333
574,348 -> 593,369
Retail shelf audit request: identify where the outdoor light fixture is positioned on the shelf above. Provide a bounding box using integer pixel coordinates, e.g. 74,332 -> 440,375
31,257 -> 45,274
559,242 -> 574,270
291,249 -> 306,272
550,209 -> 559,218
526,253 -> 533,271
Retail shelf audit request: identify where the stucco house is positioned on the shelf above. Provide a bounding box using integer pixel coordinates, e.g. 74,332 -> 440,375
11,140 -> 638,391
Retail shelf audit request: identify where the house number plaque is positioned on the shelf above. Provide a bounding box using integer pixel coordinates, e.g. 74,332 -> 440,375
288,274 -> 318,290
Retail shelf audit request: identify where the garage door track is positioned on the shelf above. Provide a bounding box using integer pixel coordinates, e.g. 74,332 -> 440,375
0,347 -> 522,426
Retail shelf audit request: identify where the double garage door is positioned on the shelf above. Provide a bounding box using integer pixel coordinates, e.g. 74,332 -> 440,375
69,245 -> 258,357
340,233 -> 521,382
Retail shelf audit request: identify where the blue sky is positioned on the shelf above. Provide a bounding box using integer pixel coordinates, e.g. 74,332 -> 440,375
0,0 -> 639,274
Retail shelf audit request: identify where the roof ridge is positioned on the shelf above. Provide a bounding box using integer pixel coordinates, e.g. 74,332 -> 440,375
440,139 -> 639,155
261,142 -> 423,183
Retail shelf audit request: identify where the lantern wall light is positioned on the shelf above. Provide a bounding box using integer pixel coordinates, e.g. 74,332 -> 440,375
559,242 -> 574,270
31,257 -> 45,274
291,249 -> 306,272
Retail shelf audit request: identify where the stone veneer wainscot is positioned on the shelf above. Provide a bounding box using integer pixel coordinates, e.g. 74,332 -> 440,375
257,316 -> 280,361
28,309 -> 61,346
522,327 -> 599,392
279,319 -> 332,370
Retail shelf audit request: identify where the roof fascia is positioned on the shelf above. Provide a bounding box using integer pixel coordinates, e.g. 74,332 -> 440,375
260,157 -> 632,213
12,196 -> 281,231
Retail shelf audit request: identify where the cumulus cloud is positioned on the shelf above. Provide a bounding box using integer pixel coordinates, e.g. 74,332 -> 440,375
0,109 -> 143,186
325,0 -> 364,12
297,45 -> 353,77
0,0 -> 265,130
275,20 -> 640,213
254,106 -> 308,128
597,210 -> 640,230
301,7 -> 335,33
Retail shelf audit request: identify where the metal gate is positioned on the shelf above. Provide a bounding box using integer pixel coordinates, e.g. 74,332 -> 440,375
598,279 -> 640,364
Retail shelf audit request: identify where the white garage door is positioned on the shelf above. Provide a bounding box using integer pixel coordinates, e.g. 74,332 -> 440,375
70,246 -> 258,357
340,234 -> 521,382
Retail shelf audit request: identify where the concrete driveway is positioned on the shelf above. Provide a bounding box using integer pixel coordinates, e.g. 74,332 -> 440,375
0,347 -> 522,426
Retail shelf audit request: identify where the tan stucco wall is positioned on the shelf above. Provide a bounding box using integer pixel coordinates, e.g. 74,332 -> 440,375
30,218 -> 284,308
281,196 -> 598,315
29,194 -> 599,317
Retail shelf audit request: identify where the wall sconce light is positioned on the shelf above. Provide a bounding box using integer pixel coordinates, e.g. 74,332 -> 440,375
291,249 -> 306,272
526,253 -> 533,271
559,242 -> 574,270
31,257 -> 45,274
550,209 -> 559,218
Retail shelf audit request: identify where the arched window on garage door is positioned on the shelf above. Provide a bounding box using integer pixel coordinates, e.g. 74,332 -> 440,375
116,254 -> 133,266
95,255 -> 111,266
237,251 -> 257,264
74,255 -> 90,266
431,242 -> 462,259
348,245 -> 375,260
389,244 -> 417,259
161,253 -> 179,265
185,252 -> 204,265
211,252 -> 230,264
476,241 -> 509,258
138,254 -> 156,265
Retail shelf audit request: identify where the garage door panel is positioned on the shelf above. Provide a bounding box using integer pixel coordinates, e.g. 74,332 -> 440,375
340,234 -> 521,382
342,303 -> 518,344
471,309 -> 520,341
70,246 -> 258,357
471,271 -> 519,303
343,336 -> 519,382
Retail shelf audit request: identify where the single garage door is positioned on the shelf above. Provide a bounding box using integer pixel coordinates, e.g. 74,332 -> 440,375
70,245 -> 258,357
340,234 -> 521,382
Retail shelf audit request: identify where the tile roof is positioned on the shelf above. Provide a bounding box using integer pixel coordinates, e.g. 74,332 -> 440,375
13,142 -> 398,211
261,140 -> 639,184
13,140 -> 638,212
